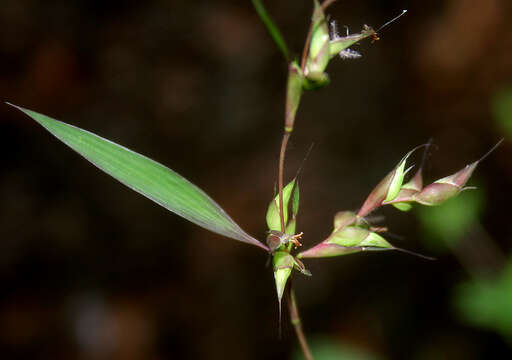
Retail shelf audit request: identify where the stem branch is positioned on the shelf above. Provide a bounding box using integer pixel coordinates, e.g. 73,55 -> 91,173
287,282 -> 314,360
278,132 -> 291,232
276,2 -> 336,357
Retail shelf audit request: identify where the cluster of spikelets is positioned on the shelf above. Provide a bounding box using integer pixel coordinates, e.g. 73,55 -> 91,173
255,0 -> 502,309
267,140 -> 502,307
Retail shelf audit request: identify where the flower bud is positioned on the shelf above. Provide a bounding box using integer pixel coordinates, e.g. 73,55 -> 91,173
272,251 -> 311,317
306,0 -> 330,76
297,242 -> 360,258
414,182 -> 462,206
298,225 -> 393,259
266,179 -> 298,232
413,163 -> 476,206
412,140 -> 502,206
386,167 -> 424,211
273,251 -> 294,305
329,226 -> 392,248
358,147 -> 418,217
303,3 -> 382,88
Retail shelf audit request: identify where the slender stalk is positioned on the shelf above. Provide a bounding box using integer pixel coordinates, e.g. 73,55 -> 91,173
277,2 -> 342,357
287,282 -> 314,360
300,27 -> 313,73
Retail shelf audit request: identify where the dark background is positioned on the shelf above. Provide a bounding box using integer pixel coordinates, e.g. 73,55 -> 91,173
1,0 -> 511,359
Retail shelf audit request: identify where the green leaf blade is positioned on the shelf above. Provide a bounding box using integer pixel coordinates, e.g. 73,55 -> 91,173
11,104 -> 267,251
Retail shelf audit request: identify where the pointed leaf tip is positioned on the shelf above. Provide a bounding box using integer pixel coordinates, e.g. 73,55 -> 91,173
10,104 -> 268,251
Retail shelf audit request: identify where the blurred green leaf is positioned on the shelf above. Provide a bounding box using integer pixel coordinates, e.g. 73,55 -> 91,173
454,258 -> 512,342
294,337 -> 382,360
491,86 -> 512,137
417,189 -> 484,251
10,103 -> 267,250
251,0 -> 289,61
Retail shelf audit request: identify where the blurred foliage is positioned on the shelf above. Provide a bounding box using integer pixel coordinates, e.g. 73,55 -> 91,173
417,188 -> 484,251
293,337 -> 381,360
454,258 -> 512,343
492,86 -> 512,138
